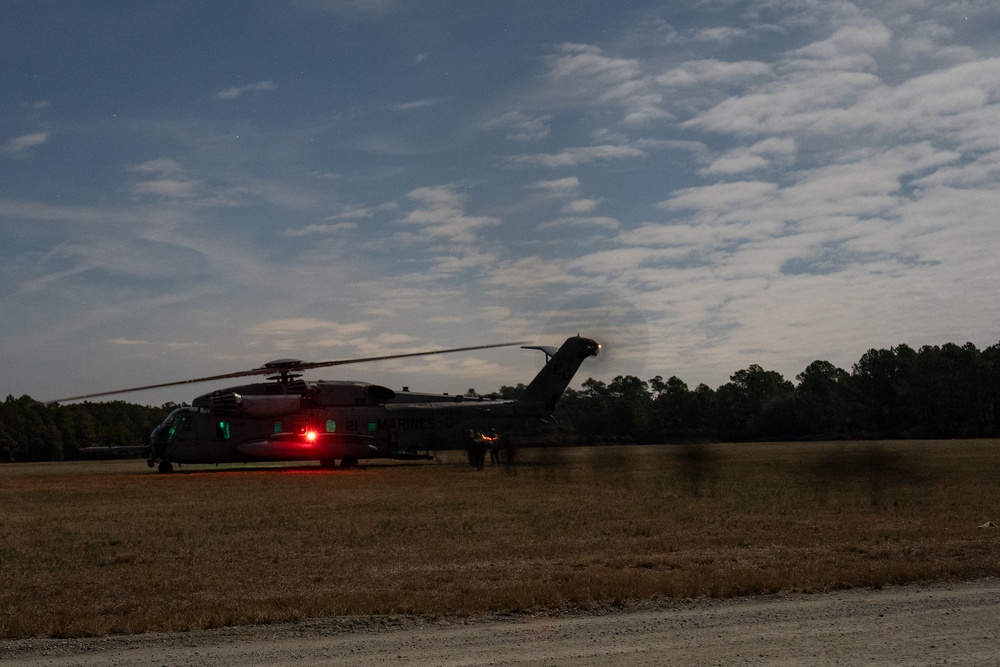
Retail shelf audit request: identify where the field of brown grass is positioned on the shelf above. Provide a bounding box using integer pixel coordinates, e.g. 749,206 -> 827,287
1,441 -> 998,638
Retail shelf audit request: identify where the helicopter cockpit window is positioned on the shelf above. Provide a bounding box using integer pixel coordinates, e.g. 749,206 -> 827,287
152,408 -> 193,445
216,421 -> 230,440
325,420 -> 336,433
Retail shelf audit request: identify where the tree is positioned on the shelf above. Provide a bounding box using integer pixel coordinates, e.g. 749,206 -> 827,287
498,383 -> 527,400
0,395 -> 62,461
909,343 -> 987,437
983,342 -> 1000,435
0,424 -> 17,462
0,395 -> 171,463
652,375 -> 704,437
607,375 -> 655,441
793,360 -> 853,436
852,345 -> 916,436
720,365 -> 794,438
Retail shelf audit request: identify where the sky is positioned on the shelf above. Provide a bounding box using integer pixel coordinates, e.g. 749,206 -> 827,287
3,0 -> 1000,406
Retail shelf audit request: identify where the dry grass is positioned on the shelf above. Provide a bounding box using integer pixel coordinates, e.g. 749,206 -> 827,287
2,440 -> 999,638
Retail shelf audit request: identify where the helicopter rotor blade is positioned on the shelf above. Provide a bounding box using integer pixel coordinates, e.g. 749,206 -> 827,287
282,341 -> 530,373
48,341 -> 529,404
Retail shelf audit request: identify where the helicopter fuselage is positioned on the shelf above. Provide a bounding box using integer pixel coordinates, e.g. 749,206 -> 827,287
147,336 -> 600,471
151,393 -> 526,465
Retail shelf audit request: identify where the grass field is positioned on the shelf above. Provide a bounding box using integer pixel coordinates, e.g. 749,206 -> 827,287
1,441 -> 999,638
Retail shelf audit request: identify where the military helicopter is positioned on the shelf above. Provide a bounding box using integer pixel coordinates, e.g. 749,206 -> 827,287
54,336 -> 600,472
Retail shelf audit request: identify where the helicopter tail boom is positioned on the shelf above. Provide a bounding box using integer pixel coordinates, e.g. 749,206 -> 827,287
519,336 -> 600,410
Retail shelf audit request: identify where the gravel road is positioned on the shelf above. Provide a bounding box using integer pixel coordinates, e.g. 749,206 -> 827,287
3,579 -> 998,666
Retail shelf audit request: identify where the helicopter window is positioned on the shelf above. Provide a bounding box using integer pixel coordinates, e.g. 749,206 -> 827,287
216,421 -> 231,440
325,420 -> 336,433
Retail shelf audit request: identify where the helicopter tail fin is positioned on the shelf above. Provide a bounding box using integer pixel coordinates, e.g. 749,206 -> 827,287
519,336 -> 600,410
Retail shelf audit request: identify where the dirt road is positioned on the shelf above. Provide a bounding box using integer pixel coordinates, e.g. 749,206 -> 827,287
3,579 -> 998,666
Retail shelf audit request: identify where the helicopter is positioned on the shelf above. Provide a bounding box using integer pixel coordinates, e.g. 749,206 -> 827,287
54,336 -> 600,472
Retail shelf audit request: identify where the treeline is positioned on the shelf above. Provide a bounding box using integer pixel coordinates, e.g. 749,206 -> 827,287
0,396 -> 171,462
545,341 -> 1000,443
5,340 -> 1000,462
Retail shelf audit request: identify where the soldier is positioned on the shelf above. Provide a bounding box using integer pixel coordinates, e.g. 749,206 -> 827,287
488,429 -> 502,465
465,429 -> 486,470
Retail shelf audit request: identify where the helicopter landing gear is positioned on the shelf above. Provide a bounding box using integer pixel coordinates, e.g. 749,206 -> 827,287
320,458 -> 337,469
340,457 -> 358,469
157,460 -> 174,474
147,458 -> 156,468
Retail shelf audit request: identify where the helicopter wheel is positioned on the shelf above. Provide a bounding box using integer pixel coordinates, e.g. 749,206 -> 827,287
319,458 -> 337,469
340,458 -> 358,469
157,460 -> 174,474
147,458 -> 156,468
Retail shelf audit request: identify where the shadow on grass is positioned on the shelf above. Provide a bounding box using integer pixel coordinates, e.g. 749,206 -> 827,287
803,444 -> 929,508
672,444 -> 719,497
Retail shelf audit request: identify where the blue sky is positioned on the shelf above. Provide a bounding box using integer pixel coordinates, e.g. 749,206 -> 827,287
3,0 -> 1000,405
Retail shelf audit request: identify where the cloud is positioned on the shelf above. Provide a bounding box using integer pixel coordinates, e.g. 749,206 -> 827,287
395,97 -> 443,110
326,205 -> 376,220
539,215 -> 619,231
656,59 -> 773,87
511,144 -> 645,168
246,318 -> 370,337
421,247 -> 500,278
4,131 -> 50,156
126,158 -> 257,205
243,318 -> 379,354
681,69 -> 884,137
0,197 -> 108,225
483,110 -> 552,142
129,159 -> 202,200
691,26 -> 748,43
530,177 -> 580,195
562,199 -> 600,214
684,49 -> 1000,145
110,338 -> 148,346
542,43 -> 668,125
133,179 -> 203,199
216,80 -> 275,101
660,181 -> 780,214
700,138 -> 798,175
568,246 -> 671,276
782,22 -> 892,73
483,256 -> 581,292
520,177 -> 593,213
281,222 -> 358,236
398,184 -> 501,244
130,158 -> 184,176
547,43 -> 640,86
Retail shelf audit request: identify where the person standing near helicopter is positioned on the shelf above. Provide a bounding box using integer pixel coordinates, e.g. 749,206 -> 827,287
465,429 -> 486,469
488,429 -> 502,465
